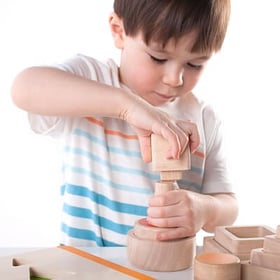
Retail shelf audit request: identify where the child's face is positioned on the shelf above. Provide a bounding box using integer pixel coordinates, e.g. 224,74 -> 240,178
118,32 -> 211,106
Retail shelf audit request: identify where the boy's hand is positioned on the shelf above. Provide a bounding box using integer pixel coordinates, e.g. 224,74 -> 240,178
121,97 -> 200,162
146,190 -> 206,240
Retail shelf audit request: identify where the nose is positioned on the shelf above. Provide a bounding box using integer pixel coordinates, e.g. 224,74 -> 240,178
162,66 -> 183,87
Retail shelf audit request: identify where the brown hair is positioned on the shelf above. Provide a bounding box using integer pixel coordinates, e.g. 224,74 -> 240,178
113,0 -> 230,53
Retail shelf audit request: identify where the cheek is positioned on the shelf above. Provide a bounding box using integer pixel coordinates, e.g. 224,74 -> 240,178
129,66 -> 158,91
183,72 -> 202,91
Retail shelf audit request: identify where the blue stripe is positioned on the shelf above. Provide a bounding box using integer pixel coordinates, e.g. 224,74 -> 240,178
62,203 -> 133,234
62,164 -> 154,195
190,166 -> 203,175
61,223 -> 124,246
73,128 -> 141,157
64,146 -> 158,180
61,183 -> 148,216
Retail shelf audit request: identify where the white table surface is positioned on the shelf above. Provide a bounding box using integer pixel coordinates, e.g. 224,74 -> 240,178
0,247 -> 197,279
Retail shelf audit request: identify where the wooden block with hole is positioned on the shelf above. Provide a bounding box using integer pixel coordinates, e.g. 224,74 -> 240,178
203,236 -> 231,254
151,134 -> 191,181
203,236 -> 250,261
214,225 -> 275,254
194,252 -> 241,280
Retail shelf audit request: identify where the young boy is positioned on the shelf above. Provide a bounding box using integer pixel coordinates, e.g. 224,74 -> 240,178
11,0 -> 238,246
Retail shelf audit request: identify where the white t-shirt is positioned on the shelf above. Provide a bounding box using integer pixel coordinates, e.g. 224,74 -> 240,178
29,54 -> 233,246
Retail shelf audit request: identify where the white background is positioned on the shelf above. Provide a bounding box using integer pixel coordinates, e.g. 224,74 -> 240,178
0,0 -> 280,247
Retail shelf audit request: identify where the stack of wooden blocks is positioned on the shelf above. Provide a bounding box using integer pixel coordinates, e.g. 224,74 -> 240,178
202,224 -> 280,279
127,134 -> 196,272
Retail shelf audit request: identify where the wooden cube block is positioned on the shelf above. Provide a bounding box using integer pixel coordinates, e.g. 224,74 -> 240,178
250,248 -> 280,271
242,261 -> 280,280
151,134 -> 191,181
263,234 -> 280,254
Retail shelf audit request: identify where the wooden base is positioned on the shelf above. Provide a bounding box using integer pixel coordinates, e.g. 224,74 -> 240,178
0,246 -> 154,279
127,217 -> 195,272
127,229 -> 196,271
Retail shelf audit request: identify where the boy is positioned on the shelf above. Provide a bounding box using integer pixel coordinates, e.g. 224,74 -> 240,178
11,0 -> 238,246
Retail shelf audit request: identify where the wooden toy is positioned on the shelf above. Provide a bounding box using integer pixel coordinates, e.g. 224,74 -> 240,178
151,134 -> 191,181
127,134 -> 195,271
194,252 -> 241,280
203,225 -> 275,261
250,248 -> 280,270
241,224 -> 280,279
0,246 -> 155,279
263,234 -> 280,253
241,261 -> 280,280
202,224 -> 280,279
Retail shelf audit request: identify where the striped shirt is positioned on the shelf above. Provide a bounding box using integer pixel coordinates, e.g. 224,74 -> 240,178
28,54 -> 233,246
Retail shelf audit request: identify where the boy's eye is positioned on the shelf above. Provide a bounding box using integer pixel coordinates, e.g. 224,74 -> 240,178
187,62 -> 203,70
150,55 -> 167,64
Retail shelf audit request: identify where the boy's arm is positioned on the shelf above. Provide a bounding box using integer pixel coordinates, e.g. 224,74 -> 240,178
200,192 -> 238,232
11,66 -> 200,162
11,66 -> 134,117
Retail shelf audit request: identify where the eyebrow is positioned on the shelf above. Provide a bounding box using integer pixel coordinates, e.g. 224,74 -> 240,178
152,49 -> 211,61
148,45 -> 211,61
190,55 -> 211,61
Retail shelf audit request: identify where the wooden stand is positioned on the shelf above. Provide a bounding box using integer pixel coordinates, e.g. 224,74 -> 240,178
127,134 -> 195,271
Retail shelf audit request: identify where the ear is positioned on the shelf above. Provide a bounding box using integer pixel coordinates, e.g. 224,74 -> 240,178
109,12 -> 126,49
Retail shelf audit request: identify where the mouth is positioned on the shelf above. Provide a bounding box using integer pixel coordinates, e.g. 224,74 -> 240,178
154,92 -> 175,101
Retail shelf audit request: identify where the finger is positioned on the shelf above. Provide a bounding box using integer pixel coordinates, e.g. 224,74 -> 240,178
138,135 -> 152,163
156,226 -> 195,240
177,120 -> 200,153
147,215 -> 181,228
158,123 -> 182,160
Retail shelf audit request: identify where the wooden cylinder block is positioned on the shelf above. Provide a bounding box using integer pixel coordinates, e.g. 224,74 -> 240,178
127,229 -> 196,271
194,252 -> 241,280
154,181 -> 177,195
133,218 -> 171,240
